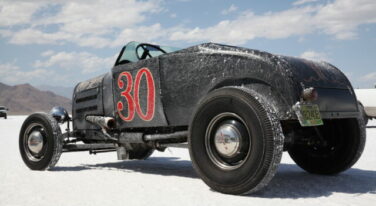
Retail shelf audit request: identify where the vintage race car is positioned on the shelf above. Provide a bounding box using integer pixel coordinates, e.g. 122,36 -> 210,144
19,42 -> 366,195
0,106 -> 8,119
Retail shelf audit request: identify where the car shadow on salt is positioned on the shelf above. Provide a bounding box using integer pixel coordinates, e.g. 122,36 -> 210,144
52,158 -> 376,198
256,164 -> 376,198
53,157 -> 198,178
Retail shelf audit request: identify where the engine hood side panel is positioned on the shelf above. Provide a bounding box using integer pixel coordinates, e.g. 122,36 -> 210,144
72,74 -> 106,130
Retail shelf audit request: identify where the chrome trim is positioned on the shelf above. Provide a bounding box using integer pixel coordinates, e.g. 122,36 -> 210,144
23,123 -> 47,162
214,124 -> 240,157
205,112 -> 251,170
27,131 -> 44,154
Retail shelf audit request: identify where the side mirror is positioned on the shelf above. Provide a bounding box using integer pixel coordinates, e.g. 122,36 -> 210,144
6,108 -> 9,111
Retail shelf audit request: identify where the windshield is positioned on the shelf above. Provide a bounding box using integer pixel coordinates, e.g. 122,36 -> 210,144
0,107 -> 5,110
116,41 -> 181,65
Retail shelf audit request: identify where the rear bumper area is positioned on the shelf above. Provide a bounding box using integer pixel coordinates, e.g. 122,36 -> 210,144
313,87 -> 358,119
314,88 -> 357,112
289,87 -> 359,120
320,111 -> 359,119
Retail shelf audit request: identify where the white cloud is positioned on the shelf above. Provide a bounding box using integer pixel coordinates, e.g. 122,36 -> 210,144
39,0 -> 161,36
170,6 -> 316,44
170,0 -> 376,44
293,0 -> 318,6
300,50 -> 329,61
112,23 -> 167,47
0,29 -> 12,37
9,29 -> 72,45
1,0 -> 376,47
0,52 -> 115,86
34,51 -> 115,74
0,62 -> 53,85
41,50 -> 55,57
0,1 -> 43,26
74,36 -> 113,48
315,0 -> 376,40
361,72 -> 376,81
1,0 -> 163,48
221,5 -> 238,15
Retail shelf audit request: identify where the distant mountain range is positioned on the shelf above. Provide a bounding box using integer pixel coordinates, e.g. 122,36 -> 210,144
36,85 -> 74,99
0,82 -> 72,115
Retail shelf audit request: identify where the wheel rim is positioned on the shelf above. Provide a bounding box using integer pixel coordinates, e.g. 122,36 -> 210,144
23,123 -> 48,162
205,112 -> 251,170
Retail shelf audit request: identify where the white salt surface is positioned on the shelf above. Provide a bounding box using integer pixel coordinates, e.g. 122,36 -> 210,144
1,116 -> 375,206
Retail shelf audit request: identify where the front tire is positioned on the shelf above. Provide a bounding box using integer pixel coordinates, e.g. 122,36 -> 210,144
288,118 -> 366,175
19,113 -> 63,170
189,87 -> 284,195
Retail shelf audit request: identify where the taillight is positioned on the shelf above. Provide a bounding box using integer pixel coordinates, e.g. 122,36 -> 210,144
302,87 -> 318,101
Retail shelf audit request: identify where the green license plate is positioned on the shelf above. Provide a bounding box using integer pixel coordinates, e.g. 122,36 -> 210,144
296,104 -> 323,127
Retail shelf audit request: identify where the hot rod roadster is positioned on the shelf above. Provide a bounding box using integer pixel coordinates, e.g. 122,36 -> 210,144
19,42 -> 366,195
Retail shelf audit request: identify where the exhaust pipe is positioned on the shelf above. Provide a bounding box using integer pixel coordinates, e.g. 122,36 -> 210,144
86,116 -> 116,141
86,116 -> 115,129
144,131 -> 188,141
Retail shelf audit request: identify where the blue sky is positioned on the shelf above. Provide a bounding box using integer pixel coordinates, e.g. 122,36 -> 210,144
0,0 -> 375,88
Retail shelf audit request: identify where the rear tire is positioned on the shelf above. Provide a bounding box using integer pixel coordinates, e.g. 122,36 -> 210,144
19,113 -> 63,170
288,118 -> 366,175
189,87 -> 284,195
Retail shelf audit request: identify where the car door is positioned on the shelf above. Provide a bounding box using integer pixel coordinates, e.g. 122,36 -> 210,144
112,57 -> 168,129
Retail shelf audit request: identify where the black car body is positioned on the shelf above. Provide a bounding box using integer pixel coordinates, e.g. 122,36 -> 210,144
73,42 -> 358,131
19,42 -> 365,195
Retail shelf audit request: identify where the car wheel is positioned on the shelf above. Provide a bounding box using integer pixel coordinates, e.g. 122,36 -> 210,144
128,144 -> 154,160
19,113 -> 63,170
288,118 -> 366,175
189,87 -> 284,195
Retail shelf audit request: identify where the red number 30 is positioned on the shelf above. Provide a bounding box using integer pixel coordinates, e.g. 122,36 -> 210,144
117,68 -> 155,122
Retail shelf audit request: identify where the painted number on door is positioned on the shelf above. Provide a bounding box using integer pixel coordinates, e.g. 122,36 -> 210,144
117,68 -> 155,122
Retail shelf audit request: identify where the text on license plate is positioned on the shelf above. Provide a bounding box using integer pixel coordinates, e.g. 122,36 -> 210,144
297,104 -> 323,127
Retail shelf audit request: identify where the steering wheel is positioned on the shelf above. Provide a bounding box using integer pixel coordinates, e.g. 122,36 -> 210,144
135,43 -> 167,60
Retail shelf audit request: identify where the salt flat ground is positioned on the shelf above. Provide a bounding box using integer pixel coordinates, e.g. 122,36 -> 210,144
0,116 -> 375,206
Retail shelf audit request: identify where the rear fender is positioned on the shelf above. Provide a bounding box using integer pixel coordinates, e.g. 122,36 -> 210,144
209,79 -> 292,120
